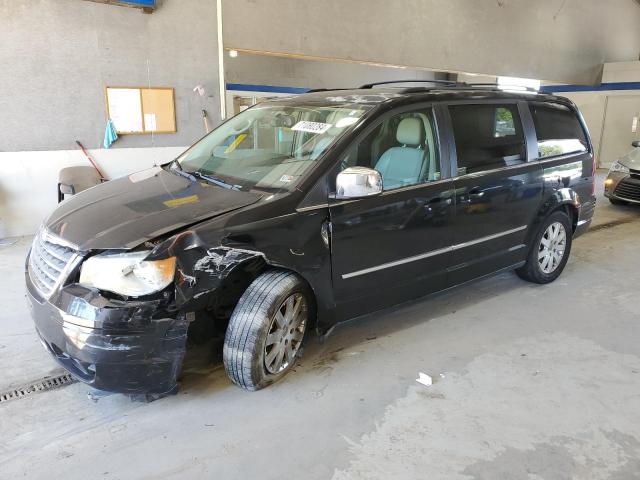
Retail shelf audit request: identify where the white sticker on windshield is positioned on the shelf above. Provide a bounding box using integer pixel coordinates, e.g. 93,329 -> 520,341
291,121 -> 332,134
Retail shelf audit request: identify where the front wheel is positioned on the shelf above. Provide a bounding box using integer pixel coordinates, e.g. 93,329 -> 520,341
516,211 -> 573,284
223,270 -> 310,391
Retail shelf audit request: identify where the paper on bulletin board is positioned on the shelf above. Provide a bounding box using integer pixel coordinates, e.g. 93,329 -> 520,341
144,113 -> 157,132
107,88 -> 144,133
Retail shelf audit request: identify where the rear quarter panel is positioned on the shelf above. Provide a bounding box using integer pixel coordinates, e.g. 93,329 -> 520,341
527,99 -> 596,239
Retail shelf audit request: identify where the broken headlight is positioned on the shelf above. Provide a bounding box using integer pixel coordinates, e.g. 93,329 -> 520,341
79,251 -> 176,297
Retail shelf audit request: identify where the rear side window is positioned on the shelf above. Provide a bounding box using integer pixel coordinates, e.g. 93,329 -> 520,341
449,104 -> 526,175
529,103 -> 588,158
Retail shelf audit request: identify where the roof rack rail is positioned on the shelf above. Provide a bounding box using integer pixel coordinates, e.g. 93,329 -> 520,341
305,88 -> 349,93
465,83 -> 538,92
357,80 -> 539,93
359,79 -> 461,89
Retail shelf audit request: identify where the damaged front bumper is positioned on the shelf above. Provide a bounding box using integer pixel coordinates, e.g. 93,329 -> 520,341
25,274 -> 188,395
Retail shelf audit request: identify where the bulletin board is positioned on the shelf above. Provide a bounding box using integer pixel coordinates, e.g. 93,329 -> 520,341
106,87 -> 176,134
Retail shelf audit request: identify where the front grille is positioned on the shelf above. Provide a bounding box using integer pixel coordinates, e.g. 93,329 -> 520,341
613,178 -> 640,202
28,231 -> 78,297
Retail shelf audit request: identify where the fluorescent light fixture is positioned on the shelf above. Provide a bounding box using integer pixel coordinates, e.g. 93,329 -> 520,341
498,76 -> 540,91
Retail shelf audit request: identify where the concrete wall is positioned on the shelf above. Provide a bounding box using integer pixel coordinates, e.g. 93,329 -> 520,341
555,62 -> 640,167
223,0 -> 640,85
2,0 -> 639,237
0,1 -> 450,238
225,53 -> 445,90
0,0 -> 220,152
224,53 -> 447,115
0,0 -> 219,237
0,147 -> 185,238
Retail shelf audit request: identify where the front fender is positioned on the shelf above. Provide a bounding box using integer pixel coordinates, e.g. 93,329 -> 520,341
146,208 -> 334,322
146,231 -> 265,310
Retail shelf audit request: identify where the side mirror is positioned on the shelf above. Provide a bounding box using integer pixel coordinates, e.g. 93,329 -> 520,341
632,140 -> 640,148
335,167 -> 383,199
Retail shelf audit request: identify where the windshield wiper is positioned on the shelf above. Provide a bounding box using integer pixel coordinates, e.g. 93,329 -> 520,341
170,163 -> 194,179
190,171 -> 241,190
170,162 -> 198,182
170,160 -> 241,190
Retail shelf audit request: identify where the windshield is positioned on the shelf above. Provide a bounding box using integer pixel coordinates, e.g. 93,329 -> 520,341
174,103 -> 372,192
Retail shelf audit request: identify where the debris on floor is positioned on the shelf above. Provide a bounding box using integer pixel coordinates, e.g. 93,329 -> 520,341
416,372 -> 433,386
416,372 -> 445,387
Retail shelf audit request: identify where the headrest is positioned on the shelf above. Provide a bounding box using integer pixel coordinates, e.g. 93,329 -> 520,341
396,118 -> 423,146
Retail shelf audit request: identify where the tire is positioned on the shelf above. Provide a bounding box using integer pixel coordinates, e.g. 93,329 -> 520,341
516,211 -> 573,284
223,270 -> 310,391
609,197 -> 629,206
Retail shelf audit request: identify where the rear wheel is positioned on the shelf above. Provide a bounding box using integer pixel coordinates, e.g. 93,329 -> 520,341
223,270 -> 309,391
516,211 -> 572,284
609,197 -> 629,206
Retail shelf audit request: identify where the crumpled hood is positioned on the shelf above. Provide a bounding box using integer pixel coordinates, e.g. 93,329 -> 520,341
619,147 -> 640,170
46,166 -> 261,251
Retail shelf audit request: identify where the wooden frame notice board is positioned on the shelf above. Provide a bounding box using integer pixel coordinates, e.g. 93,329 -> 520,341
106,87 -> 176,134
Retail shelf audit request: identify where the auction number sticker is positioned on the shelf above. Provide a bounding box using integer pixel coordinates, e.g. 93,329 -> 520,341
279,174 -> 295,183
291,121 -> 332,134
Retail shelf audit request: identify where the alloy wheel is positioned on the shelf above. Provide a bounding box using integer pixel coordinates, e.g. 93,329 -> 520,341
264,293 -> 307,374
538,221 -> 567,274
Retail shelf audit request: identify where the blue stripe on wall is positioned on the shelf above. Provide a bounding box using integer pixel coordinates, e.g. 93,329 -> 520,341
226,83 -> 310,94
540,82 -> 640,93
118,0 -> 156,6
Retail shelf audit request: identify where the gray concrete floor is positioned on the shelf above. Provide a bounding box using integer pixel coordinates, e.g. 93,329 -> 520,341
1,172 -> 640,479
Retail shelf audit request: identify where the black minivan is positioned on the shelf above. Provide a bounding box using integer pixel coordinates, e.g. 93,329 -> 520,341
26,81 -> 595,395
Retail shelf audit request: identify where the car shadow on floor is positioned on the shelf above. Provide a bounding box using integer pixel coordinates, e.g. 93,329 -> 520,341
177,269 -> 531,396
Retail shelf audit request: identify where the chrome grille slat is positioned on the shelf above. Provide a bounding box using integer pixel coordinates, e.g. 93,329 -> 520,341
33,238 -> 66,272
37,234 -> 74,263
44,245 -> 73,264
29,267 -> 51,293
36,251 -> 65,273
28,231 -> 79,297
33,259 -> 58,282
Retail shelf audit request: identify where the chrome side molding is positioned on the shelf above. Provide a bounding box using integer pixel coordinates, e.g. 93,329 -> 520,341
341,225 -> 527,279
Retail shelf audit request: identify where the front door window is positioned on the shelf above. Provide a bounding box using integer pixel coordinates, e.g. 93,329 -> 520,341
340,109 -> 441,191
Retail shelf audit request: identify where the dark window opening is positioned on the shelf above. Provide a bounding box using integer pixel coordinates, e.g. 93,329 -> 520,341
449,104 -> 526,175
339,108 -> 441,191
529,103 -> 588,158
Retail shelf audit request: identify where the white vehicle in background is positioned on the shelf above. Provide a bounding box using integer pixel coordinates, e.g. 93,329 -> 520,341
604,141 -> 640,205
